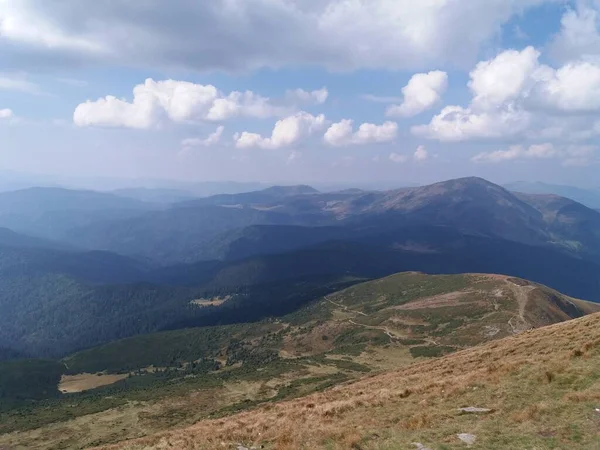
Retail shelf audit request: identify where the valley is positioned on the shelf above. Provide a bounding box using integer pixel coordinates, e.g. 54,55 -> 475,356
1,177 -> 600,449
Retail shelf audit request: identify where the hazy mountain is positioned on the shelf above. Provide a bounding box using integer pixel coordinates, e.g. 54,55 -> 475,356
4,176 -> 600,360
65,177 -> 600,266
178,184 -> 319,208
0,187 -> 158,241
0,227 -> 72,251
0,187 -> 152,213
67,205 -> 309,264
515,193 -> 600,260
111,187 -> 197,204
505,181 -> 600,209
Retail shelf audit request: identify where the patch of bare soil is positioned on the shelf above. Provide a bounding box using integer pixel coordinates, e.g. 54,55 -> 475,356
59,373 -> 129,394
190,295 -> 231,307
394,291 -> 473,310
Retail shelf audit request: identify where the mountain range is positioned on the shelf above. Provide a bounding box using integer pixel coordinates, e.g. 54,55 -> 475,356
505,181 -> 600,209
2,177 -> 600,359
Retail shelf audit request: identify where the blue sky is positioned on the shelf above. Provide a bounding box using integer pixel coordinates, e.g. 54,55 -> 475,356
1,0 -> 600,188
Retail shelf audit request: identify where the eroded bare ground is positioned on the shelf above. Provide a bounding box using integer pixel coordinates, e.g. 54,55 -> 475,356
393,290 -> 474,310
59,373 -> 129,394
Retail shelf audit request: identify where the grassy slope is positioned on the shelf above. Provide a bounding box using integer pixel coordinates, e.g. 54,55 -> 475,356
64,272 -> 599,374
1,273 -> 598,449
102,311 -> 600,450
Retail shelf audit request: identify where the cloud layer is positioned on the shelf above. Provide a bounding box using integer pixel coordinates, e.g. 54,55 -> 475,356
0,0 -> 555,72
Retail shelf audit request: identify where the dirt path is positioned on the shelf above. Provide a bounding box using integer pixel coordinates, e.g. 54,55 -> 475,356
327,298 -> 368,316
506,280 -> 535,334
329,298 -> 444,347
348,319 -> 400,340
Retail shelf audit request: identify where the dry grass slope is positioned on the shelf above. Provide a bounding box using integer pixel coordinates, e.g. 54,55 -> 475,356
100,313 -> 600,450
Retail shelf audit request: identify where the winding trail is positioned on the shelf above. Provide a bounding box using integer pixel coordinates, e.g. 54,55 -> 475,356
505,279 -> 535,334
327,296 -> 445,347
327,298 -> 368,316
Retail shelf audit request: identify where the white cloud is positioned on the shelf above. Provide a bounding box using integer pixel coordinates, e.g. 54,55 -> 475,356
389,152 -> 408,163
323,120 -> 354,146
73,79 -> 289,129
234,112 -> 326,150
324,120 -> 398,146
413,145 -> 428,161
0,108 -> 13,119
468,46 -> 540,110
0,1 -> 556,72
550,2 -> 600,64
386,71 -> 448,117
535,61 -> 600,112
181,126 -> 224,149
286,88 -> 329,105
412,105 -> 532,142
414,45 -> 600,142
471,143 -> 579,164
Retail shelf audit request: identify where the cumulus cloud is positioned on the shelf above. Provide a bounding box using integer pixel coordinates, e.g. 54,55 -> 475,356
413,145 -> 428,161
535,62 -> 600,112
286,88 -> 329,105
414,45 -> 600,142
389,152 -> 408,163
73,79 -> 290,129
0,1 -> 555,72
234,112 -> 326,150
324,120 -> 398,146
412,105 -> 532,142
0,108 -> 14,119
471,143 -> 594,165
469,47 -> 540,110
550,2 -> 600,64
386,71 -> 448,117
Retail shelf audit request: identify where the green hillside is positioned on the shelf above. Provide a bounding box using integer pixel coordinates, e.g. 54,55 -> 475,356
2,272 -> 597,449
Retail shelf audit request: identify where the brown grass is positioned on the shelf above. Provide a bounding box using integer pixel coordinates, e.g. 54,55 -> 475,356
96,313 -> 600,450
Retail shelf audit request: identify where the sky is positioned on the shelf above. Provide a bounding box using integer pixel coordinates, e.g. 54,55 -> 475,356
2,0 -> 600,188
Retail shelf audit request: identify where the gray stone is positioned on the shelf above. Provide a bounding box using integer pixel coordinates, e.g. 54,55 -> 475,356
457,434 -> 477,446
413,443 -> 433,450
458,406 -> 493,414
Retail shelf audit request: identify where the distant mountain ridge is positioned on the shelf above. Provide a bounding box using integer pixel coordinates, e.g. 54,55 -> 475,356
61,177 -> 600,265
505,181 -> 600,209
0,187 -> 159,241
